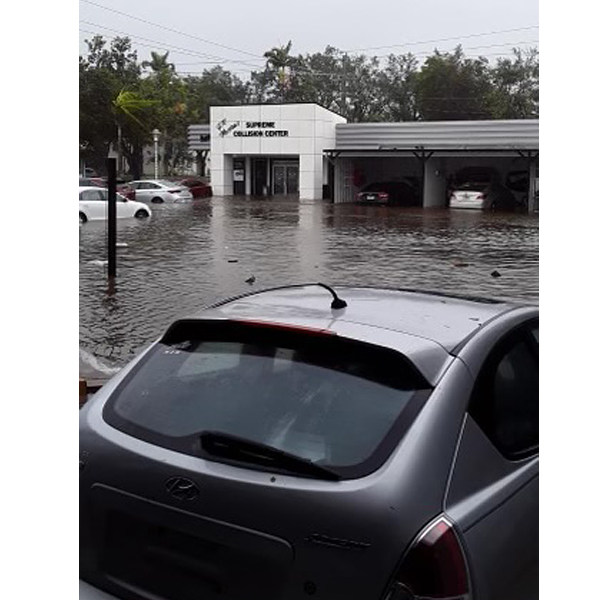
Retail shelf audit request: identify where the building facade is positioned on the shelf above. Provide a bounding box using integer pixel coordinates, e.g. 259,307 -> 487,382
190,103 -> 539,211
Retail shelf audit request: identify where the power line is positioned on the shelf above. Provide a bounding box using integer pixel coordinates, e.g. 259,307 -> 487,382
80,26 -> 537,80
343,25 -> 539,53
79,0 -> 263,58
174,41 -> 538,67
80,0 -> 538,67
174,51 -> 536,77
79,22 -> 265,67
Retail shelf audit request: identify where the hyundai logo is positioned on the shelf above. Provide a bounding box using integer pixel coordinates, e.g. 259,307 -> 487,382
165,476 -> 200,501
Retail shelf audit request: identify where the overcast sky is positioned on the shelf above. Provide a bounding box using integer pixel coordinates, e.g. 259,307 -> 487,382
79,0 -> 538,77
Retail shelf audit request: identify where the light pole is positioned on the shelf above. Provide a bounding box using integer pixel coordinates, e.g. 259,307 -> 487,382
152,128 -> 161,180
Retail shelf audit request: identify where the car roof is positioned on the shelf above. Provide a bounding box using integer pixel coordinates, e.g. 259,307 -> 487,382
175,285 -> 531,384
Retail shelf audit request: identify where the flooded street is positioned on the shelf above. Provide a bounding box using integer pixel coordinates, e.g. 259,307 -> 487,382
79,197 -> 538,374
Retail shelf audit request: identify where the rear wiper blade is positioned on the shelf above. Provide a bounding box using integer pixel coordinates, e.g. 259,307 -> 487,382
199,431 -> 341,481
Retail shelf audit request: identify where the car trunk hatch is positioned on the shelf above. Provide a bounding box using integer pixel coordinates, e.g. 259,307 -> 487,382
85,483 -> 293,600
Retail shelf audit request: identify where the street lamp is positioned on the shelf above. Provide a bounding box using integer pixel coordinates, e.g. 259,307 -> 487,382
152,128 -> 161,180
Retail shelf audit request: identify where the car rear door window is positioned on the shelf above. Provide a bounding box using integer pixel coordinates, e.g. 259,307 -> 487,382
470,326 -> 539,459
104,322 -> 432,479
80,189 -> 104,201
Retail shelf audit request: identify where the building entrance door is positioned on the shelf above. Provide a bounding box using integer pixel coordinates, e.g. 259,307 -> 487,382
272,161 -> 299,195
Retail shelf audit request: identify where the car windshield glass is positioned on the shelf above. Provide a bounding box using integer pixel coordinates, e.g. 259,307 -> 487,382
455,182 -> 488,190
104,324 -> 431,479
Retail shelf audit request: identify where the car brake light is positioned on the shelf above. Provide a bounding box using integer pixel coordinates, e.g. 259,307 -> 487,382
477,193 -> 485,200
384,517 -> 469,600
169,189 -> 183,194
378,193 -> 389,199
230,319 -> 336,336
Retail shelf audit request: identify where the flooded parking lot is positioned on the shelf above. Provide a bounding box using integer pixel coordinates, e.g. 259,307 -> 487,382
79,197 -> 538,374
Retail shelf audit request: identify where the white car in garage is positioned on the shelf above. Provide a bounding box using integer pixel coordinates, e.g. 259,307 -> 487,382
126,180 -> 193,204
79,187 -> 152,223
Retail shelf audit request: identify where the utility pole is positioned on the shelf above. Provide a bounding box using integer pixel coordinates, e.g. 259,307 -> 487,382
106,157 -> 117,280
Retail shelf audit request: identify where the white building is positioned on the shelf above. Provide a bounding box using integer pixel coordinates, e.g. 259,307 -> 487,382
209,103 -> 345,200
190,103 -> 539,211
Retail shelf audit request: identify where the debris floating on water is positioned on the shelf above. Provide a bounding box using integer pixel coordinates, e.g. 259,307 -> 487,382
227,259 -> 238,263
491,270 -> 502,278
245,275 -> 256,284
453,261 -> 469,267
116,242 -> 128,248
89,259 -> 108,267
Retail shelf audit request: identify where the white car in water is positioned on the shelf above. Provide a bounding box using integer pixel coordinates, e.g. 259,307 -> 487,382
79,186 -> 152,223
126,180 -> 193,204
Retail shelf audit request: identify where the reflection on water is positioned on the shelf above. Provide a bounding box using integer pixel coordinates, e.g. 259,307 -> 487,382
80,197 -> 538,370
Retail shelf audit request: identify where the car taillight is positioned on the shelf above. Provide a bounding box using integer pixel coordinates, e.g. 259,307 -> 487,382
384,517 -> 469,600
378,193 -> 389,199
477,193 -> 485,200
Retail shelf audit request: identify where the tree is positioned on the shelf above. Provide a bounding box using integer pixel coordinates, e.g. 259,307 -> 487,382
378,53 -> 420,122
264,41 -> 295,102
79,35 -> 145,176
416,46 -> 494,120
186,66 -> 248,121
489,48 -> 539,119
112,89 -> 157,176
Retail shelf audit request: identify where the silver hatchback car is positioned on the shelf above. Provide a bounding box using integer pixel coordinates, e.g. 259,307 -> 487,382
80,284 -> 538,600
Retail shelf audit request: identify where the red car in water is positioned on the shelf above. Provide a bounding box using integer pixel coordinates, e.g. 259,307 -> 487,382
178,178 -> 212,199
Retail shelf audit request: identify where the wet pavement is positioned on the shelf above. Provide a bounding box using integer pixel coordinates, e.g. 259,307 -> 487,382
79,196 -> 538,375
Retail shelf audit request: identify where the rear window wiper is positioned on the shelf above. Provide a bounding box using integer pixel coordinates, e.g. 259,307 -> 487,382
199,431 -> 341,481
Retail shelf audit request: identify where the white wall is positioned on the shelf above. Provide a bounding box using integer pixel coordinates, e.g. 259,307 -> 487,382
210,104 -> 345,200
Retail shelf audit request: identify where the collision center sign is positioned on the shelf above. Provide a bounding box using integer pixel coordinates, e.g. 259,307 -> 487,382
217,119 -> 289,138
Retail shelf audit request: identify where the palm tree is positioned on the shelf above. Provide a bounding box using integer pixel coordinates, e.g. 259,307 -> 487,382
142,51 -> 175,74
264,41 -> 294,102
112,89 -> 157,174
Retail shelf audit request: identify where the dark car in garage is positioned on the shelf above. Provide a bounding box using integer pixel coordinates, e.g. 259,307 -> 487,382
357,180 -> 421,206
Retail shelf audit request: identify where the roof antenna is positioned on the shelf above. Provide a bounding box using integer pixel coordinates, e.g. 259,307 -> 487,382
316,283 -> 347,309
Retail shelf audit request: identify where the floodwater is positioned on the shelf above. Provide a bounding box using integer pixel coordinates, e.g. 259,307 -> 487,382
79,196 -> 538,376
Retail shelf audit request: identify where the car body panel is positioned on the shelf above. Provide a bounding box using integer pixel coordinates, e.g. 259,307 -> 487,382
128,180 -> 193,203
79,178 -> 137,201
450,190 -> 488,210
357,181 -> 420,206
80,286 -> 538,600
81,351 -> 474,600
179,178 -> 213,198
79,187 -> 151,222
202,285 -> 519,352
445,417 -> 538,600
444,314 -> 539,600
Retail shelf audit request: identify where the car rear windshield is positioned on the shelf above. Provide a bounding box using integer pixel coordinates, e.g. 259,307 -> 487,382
104,321 -> 432,479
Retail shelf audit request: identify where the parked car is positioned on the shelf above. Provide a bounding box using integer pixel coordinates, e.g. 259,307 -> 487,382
80,284 -> 538,600
449,167 -> 516,211
79,186 -> 151,223
178,178 -> 213,199
127,179 -> 193,203
357,180 -> 420,206
79,178 -> 136,201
